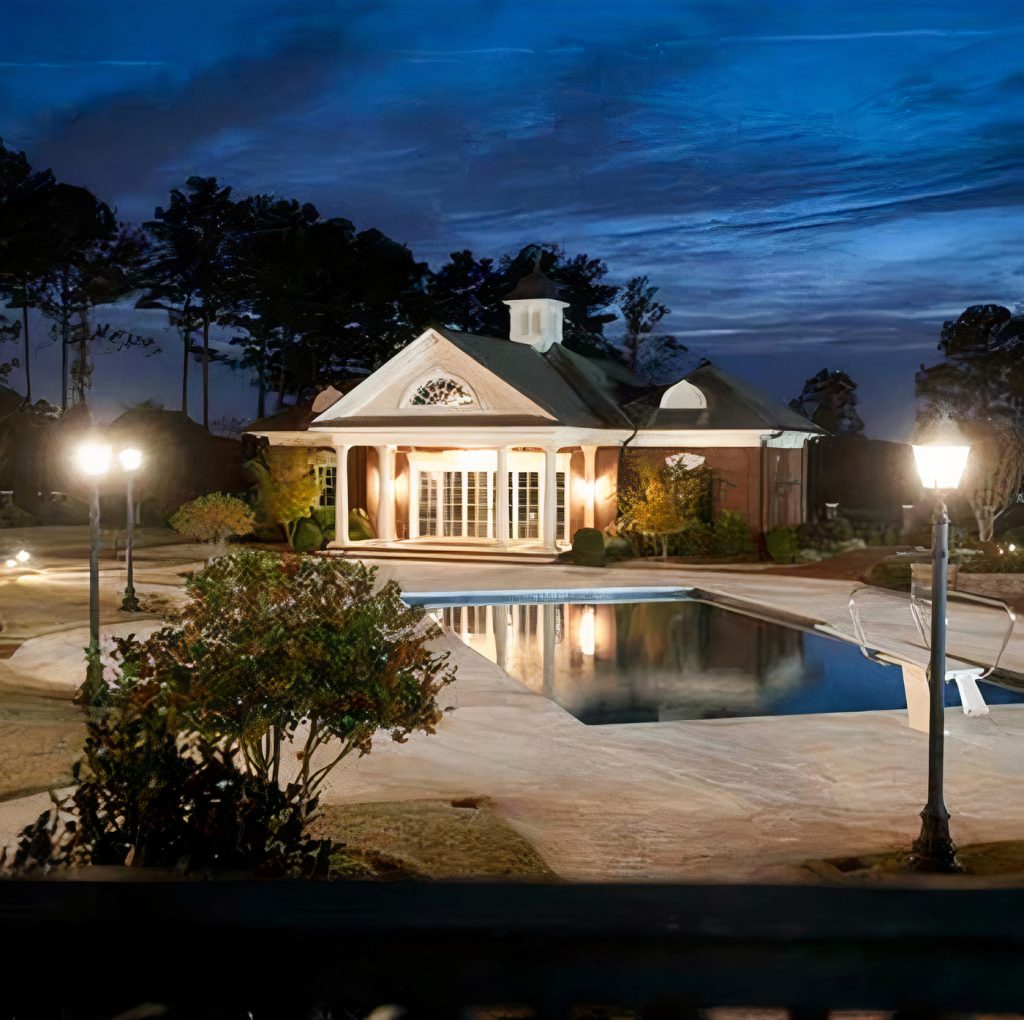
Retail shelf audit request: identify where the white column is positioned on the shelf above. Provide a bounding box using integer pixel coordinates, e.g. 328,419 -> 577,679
582,445 -> 597,530
495,447 -> 509,547
331,444 -> 350,549
543,447 -> 558,550
375,445 -> 395,541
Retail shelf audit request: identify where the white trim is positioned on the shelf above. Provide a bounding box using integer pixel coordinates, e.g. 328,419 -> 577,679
660,378 -> 707,409
399,369 -> 482,410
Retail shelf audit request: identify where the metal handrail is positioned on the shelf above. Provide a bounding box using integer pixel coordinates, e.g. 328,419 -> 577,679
848,584 -> 1016,680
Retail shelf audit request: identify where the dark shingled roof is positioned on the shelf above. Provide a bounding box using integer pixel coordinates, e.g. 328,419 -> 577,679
502,266 -> 567,302
310,325 -> 821,435
643,364 -> 825,433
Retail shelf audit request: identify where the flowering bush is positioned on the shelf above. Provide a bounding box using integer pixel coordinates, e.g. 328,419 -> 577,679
111,549 -> 455,806
169,492 -> 255,544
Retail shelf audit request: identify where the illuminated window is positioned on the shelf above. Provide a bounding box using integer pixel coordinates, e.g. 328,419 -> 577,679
315,462 -> 336,507
409,377 -> 474,407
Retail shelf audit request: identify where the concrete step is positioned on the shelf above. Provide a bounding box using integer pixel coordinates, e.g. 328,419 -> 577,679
320,544 -> 559,565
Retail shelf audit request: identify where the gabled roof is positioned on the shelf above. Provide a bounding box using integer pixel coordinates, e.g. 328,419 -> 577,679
643,363 -> 824,433
435,327 -> 644,429
296,324 -> 820,436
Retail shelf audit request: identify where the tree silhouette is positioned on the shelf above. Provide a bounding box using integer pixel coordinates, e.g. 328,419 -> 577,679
143,177 -> 241,427
230,195 -> 320,419
789,368 -> 864,436
916,304 -> 1024,540
619,274 -> 671,375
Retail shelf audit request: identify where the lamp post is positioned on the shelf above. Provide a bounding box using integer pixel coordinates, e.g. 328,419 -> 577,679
76,441 -> 112,704
910,425 -> 970,872
118,447 -> 143,612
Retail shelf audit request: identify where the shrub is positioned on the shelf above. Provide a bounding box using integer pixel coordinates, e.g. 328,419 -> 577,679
766,526 -> 798,564
292,516 -> 325,553
112,550 -> 455,806
349,507 -> 376,541
867,557 -> 913,591
572,528 -> 606,567
603,533 -> 632,562
671,517 -> 713,558
959,552 -> 1024,574
795,516 -> 854,552
711,510 -> 755,558
169,493 -> 255,544
7,680 -> 332,877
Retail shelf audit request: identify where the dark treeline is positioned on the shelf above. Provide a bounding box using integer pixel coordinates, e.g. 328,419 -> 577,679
0,141 -> 678,428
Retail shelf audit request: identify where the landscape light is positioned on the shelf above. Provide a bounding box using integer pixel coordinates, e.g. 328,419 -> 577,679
1010,544 -> 1017,553
118,447 -> 142,472
14,549 -> 30,563
76,442 -> 112,477
4,558 -> 15,568
912,422 -> 970,490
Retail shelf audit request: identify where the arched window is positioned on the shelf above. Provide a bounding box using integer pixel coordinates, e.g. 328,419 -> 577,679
408,377 -> 475,407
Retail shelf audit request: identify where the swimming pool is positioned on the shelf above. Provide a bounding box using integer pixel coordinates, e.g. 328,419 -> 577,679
406,590 -> 1024,725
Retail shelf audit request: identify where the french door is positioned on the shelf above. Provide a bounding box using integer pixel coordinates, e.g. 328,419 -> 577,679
416,467 -> 565,543
419,470 -> 491,538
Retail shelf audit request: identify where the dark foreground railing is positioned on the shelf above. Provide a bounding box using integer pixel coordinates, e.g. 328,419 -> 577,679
3,880 -> 1023,1018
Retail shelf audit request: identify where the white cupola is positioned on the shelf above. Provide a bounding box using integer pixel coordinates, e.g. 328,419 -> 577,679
501,258 -> 570,353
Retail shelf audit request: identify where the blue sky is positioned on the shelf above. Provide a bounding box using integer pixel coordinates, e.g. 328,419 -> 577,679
4,0 -> 1024,436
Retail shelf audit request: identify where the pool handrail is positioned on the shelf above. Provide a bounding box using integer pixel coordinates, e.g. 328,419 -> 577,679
848,584 -> 1016,681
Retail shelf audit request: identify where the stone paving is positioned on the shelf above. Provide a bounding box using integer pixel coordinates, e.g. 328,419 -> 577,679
306,556 -> 1024,881
1,529 -> 1022,881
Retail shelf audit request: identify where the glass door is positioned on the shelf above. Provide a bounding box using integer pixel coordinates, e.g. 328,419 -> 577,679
508,471 -> 539,540
418,471 -> 440,537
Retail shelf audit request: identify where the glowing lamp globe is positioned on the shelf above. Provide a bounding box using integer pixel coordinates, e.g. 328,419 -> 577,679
76,442 -> 112,477
4,558 -> 15,568
118,447 -> 143,472
14,549 -> 29,563
912,421 -> 970,491
913,442 -> 969,491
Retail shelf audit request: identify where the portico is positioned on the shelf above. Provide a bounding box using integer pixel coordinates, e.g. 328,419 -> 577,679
329,439 -> 599,552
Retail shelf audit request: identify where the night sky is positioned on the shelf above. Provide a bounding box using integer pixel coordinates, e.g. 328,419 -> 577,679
4,1 -> 1024,438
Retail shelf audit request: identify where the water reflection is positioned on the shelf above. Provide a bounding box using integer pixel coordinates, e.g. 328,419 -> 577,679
436,600 -> 820,724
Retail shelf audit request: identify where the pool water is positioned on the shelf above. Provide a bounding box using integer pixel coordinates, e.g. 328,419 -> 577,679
410,595 -> 1024,725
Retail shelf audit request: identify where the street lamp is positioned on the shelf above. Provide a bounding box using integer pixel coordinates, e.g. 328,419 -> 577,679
910,422 -> 970,872
118,447 -> 143,612
76,441 -> 112,703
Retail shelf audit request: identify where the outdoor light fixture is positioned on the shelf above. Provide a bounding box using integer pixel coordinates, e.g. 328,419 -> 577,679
118,447 -> 143,613
75,439 -> 112,702
76,441 -> 112,477
4,558 -> 15,568
118,447 -> 142,472
908,419 -> 971,873
912,426 -> 970,491
14,549 -> 29,563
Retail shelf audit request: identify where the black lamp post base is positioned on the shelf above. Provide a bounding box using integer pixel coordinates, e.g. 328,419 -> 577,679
910,811 -> 961,873
121,591 -> 142,612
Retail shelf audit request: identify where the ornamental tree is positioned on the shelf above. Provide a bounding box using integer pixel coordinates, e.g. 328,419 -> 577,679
169,492 -> 255,546
248,446 -> 319,547
111,550 -> 455,807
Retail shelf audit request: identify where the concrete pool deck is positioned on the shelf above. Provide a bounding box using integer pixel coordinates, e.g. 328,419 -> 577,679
304,556 -> 1024,881
1,531 -> 1023,881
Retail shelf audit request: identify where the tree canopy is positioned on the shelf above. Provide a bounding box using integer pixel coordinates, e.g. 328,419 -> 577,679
789,368 -> 864,436
916,305 -> 1024,540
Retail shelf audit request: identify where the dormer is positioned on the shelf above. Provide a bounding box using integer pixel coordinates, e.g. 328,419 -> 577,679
501,261 -> 570,353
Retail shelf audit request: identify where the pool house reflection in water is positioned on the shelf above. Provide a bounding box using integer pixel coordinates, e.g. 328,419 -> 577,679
434,600 -> 821,724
